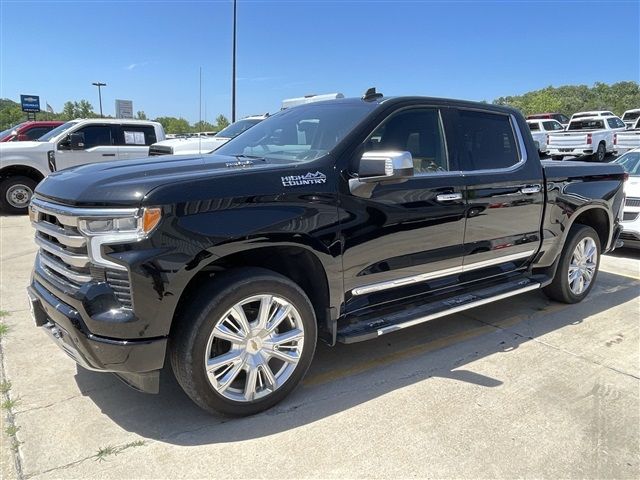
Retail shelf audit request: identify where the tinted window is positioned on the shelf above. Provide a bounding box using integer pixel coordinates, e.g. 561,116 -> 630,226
556,114 -> 570,124
607,117 -> 625,129
622,111 -> 640,121
528,123 -> 540,131
568,120 -> 604,130
365,108 -> 448,174
117,125 -> 157,146
23,127 -> 52,141
40,121 -> 79,142
451,109 -> 520,171
76,125 -> 112,148
543,121 -> 564,131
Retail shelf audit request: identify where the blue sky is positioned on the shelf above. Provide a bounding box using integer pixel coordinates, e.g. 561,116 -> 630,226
1,0 -> 638,123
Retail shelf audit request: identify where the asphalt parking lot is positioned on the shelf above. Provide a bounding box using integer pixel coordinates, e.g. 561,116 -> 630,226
1,214 -> 638,479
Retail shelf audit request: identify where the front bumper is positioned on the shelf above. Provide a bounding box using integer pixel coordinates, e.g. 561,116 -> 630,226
620,209 -> 640,249
27,276 -> 167,393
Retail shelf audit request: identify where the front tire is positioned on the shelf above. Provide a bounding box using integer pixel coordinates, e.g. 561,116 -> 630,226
0,176 -> 37,214
170,268 -> 317,416
543,225 -> 601,304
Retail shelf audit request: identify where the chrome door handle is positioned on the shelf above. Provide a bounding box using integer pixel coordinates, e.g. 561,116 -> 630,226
520,185 -> 541,194
436,192 -> 463,202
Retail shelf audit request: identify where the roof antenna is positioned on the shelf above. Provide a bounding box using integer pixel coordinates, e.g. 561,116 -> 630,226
362,87 -> 383,101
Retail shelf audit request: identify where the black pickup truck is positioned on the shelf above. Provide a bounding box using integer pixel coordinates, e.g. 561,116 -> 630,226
27,90 -> 626,416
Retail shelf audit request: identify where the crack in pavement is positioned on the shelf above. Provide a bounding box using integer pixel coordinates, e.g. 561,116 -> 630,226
0,338 -> 25,480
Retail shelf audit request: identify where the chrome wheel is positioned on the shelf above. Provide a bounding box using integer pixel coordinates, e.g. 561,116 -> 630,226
204,294 -> 305,402
568,237 -> 598,295
6,184 -> 33,209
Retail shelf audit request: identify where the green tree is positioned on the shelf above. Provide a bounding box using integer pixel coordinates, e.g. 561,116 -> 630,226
215,114 -> 230,130
136,111 -> 148,120
76,100 -> 95,118
0,100 -> 25,130
62,101 -> 77,120
192,120 -> 217,132
154,116 -> 191,134
492,81 -> 640,117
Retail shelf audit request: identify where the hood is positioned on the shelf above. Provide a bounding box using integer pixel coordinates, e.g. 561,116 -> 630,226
34,153 -> 280,207
625,176 -> 640,197
0,140 -> 50,153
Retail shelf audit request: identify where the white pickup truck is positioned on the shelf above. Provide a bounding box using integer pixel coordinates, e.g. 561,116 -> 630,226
148,115 -> 267,157
547,115 -> 626,161
526,119 -> 564,155
0,118 -> 165,213
614,117 -> 640,154
621,109 -> 640,129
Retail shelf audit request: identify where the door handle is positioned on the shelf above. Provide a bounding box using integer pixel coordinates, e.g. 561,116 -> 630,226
102,153 -> 116,157
436,192 -> 463,202
520,185 -> 541,194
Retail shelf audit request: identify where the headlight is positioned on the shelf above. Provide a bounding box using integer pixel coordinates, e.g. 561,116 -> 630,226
78,208 -> 162,270
78,208 -> 161,236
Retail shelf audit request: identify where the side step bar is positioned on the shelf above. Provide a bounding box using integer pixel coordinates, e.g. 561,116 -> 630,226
337,278 -> 541,344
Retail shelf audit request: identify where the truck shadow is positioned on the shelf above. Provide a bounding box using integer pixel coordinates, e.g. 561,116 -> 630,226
74,270 -> 639,446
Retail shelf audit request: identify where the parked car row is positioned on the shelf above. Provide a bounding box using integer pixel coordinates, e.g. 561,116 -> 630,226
526,109 -> 638,161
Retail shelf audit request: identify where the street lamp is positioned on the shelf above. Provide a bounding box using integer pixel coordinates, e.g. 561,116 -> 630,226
92,82 -> 107,118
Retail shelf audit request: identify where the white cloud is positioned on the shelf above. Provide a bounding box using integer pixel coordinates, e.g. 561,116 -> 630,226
125,62 -> 149,71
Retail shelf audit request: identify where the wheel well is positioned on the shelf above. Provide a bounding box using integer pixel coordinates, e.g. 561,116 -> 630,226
572,208 -> 609,248
0,165 -> 45,183
175,246 -> 331,330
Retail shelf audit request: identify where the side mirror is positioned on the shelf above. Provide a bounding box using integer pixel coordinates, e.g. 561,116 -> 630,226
358,151 -> 414,183
349,151 -> 414,198
69,132 -> 85,150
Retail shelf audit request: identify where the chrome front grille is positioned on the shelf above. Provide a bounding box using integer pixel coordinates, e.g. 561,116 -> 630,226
31,198 -> 133,309
148,145 -> 173,156
625,197 -> 640,208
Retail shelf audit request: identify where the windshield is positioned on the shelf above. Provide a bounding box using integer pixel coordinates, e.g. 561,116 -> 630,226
216,119 -> 263,139
37,121 -> 79,142
622,111 -> 640,121
0,122 -> 27,140
614,151 -> 640,175
215,102 -> 376,162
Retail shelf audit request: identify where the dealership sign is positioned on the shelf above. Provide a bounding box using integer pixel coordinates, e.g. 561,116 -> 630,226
115,99 -> 133,119
20,95 -> 40,113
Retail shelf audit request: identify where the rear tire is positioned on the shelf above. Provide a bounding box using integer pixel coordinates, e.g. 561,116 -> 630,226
0,176 -> 37,214
593,142 -> 606,162
543,225 -> 601,304
170,268 -> 317,416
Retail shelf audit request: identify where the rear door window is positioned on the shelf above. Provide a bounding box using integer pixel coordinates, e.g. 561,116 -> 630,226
114,125 -> 157,146
449,109 -> 520,171
528,123 -> 540,131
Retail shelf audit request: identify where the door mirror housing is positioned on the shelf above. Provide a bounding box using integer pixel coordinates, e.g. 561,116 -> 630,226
349,151 -> 414,198
68,132 -> 85,150
358,151 -> 414,183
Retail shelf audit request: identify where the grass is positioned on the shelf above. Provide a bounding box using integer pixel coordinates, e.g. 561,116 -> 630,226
95,440 -> 146,462
0,380 -> 11,394
1,397 -> 19,410
0,310 -> 9,317
0,323 -> 9,338
5,425 -> 19,437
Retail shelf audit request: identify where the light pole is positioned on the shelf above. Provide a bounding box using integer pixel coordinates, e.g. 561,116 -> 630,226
231,0 -> 237,122
92,82 -> 106,117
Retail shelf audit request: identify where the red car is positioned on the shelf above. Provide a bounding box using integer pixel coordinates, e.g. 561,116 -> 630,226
526,113 -> 570,126
0,121 -> 64,142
